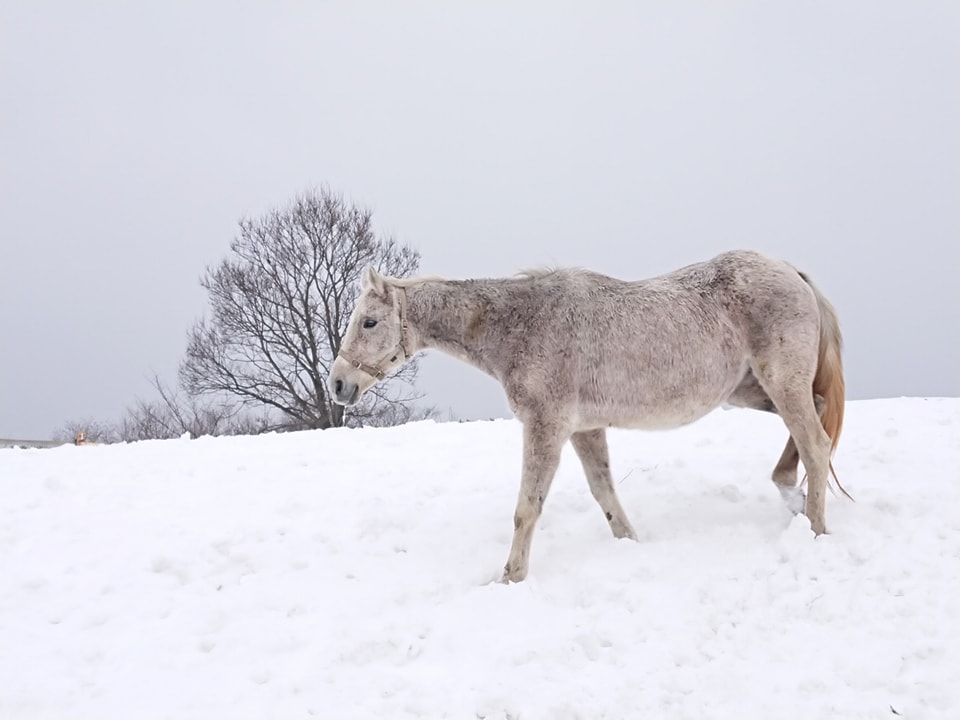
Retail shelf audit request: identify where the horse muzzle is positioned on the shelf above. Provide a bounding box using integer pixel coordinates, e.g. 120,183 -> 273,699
331,378 -> 359,406
330,354 -> 374,406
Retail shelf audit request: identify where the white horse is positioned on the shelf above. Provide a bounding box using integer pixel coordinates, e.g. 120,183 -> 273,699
328,250 -> 845,582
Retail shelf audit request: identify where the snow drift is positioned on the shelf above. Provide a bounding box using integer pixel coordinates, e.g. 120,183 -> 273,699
2,398 -> 958,719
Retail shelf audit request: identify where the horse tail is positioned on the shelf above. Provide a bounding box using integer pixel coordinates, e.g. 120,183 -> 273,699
798,270 -> 851,499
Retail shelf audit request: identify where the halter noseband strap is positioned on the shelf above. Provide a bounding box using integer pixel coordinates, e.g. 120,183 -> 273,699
348,358 -> 388,380
343,287 -> 409,380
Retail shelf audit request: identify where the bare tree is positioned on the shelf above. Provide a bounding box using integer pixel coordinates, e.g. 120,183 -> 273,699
180,187 -> 422,429
53,418 -> 119,444
56,377 -> 274,444
116,375 -> 263,441
347,401 -> 442,429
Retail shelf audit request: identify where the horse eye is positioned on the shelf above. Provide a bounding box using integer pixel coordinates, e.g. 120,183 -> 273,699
362,318 -> 378,329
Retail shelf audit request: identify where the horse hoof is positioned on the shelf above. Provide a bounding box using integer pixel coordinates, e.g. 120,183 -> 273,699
500,564 -> 527,584
779,486 -> 806,515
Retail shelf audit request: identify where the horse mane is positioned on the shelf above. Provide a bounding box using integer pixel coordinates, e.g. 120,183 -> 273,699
515,266 -> 557,279
515,266 -> 595,281
384,273 -> 445,288
387,267 -> 590,288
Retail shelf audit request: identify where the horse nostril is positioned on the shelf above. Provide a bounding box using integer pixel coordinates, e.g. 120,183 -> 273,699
334,379 -> 343,395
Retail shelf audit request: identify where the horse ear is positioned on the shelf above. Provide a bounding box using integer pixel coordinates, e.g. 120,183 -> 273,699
361,266 -> 386,295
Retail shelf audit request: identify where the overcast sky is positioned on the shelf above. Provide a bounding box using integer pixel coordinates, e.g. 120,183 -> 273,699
1,1 -> 957,439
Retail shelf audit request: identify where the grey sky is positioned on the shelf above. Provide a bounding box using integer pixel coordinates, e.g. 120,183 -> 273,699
2,1 -> 957,439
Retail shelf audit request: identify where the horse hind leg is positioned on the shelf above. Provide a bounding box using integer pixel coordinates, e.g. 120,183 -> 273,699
727,369 -> 825,517
769,394 -> 827,514
771,440 -> 805,515
750,365 -> 832,535
570,429 -> 637,541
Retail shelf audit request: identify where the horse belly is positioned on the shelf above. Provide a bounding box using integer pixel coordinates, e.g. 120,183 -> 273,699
612,400 -> 719,430
575,357 -> 746,432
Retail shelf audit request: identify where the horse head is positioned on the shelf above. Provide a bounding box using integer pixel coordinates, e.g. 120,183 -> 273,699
328,266 -> 410,407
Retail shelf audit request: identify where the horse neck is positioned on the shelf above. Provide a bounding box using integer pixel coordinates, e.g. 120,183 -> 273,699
403,278 -> 505,376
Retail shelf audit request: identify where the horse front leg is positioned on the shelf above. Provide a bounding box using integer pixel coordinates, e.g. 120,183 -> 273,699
502,421 -> 565,583
570,429 -> 637,540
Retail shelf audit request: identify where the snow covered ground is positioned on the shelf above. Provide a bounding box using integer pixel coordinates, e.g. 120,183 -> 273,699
1,398 -> 958,719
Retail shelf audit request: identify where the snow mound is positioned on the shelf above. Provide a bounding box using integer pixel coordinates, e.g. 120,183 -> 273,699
2,398 -> 958,719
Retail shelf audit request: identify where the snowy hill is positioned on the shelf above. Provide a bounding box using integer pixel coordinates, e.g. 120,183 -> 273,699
2,398 -> 958,719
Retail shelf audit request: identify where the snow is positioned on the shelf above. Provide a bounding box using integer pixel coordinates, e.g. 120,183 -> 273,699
2,398 -> 958,719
